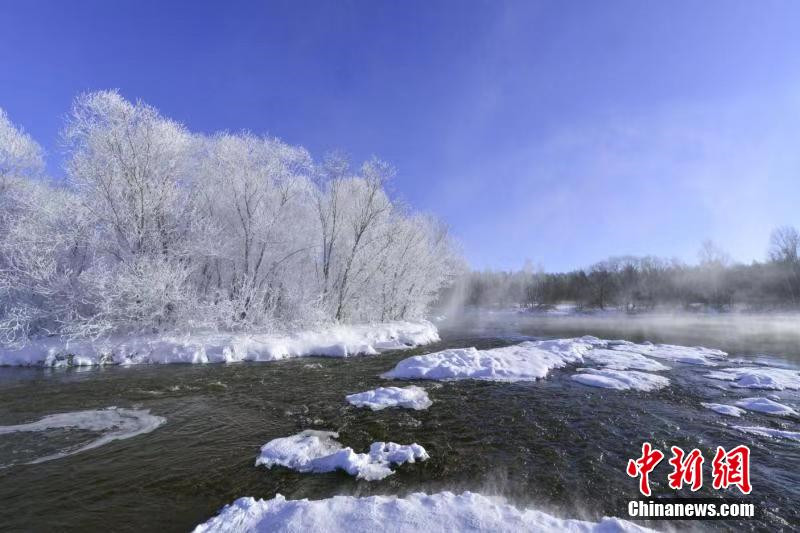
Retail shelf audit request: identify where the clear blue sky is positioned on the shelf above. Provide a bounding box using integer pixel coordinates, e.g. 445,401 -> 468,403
2,0 -> 800,271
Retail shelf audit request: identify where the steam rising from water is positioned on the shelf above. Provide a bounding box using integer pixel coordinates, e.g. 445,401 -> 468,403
438,309 -> 800,360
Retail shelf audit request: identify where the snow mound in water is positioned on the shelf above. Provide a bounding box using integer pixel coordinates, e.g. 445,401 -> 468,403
704,367 -> 800,390
733,426 -> 800,442
0,407 -> 165,464
610,342 -> 725,366
571,368 -> 670,392
192,491 -> 655,533
0,321 -> 438,367
735,397 -> 798,416
382,338 -> 594,382
255,430 -> 428,481
701,403 -> 745,417
584,348 -> 668,372
346,386 -> 431,410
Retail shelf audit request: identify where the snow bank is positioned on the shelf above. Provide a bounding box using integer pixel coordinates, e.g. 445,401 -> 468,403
704,367 -> 800,390
701,403 -> 745,417
0,321 -> 439,367
381,336 -> 729,383
583,348 -> 668,372
609,342 -> 725,366
382,338 -> 594,382
255,430 -> 428,481
193,491 -> 654,533
346,386 -> 432,410
571,369 -> 670,392
733,426 -> 800,442
0,407 -> 165,464
734,397 -> 798,416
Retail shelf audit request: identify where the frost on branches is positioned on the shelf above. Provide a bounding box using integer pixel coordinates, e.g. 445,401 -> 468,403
0,92 -> 459,347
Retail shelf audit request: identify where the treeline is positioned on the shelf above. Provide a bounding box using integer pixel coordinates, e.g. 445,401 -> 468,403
455,235 -> 800,312
0,92 -> 458,345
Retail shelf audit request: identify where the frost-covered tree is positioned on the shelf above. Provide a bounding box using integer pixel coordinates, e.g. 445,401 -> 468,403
769,226 -> 800,264
0,108 -> 44,184
768,226 -> 800,304
0,109 -> 93,344
64,90 -> 194,260
0,92 -> 457,345
61,90 -> 202,336
194,132 -> 318,327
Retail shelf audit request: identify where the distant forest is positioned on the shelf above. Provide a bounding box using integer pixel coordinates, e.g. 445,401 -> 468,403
451,230 -> 800,312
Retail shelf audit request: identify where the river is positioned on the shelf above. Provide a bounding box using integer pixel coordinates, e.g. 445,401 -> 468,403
1,313 -> 798,532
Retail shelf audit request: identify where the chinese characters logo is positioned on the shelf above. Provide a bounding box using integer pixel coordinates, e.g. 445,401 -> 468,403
627,442 -> 751,496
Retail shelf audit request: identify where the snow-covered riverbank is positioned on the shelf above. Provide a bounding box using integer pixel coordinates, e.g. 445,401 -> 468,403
0,321 -> 439,367
193,491 -> 654,533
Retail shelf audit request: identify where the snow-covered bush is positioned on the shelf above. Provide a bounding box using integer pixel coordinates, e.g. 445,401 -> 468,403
0,92 -> 457,344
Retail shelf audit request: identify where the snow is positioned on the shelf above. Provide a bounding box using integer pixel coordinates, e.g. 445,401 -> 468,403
734,397 -> 798,416
583,348 -> 668,372
701,403 -> 745,417
0,407 -> 165,464
193,491 -> 654,533
610,342 -> 725,366
346,386 -> 432,410
254,430 -> 428,481
0,321 -> 439,367
733,426 -> 800,442
382,338 -> 594,382
381,336 -> 730,385
704,367 -> 800,390
571,369 -> 670,392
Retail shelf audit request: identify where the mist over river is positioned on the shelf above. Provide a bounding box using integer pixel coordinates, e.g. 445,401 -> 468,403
1,314 -> 798,532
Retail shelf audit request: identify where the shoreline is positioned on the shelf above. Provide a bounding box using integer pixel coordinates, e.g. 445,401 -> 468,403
0,321 -> 439,368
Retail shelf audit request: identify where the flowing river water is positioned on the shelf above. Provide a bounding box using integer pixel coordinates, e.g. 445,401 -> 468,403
0,313 -> 798,532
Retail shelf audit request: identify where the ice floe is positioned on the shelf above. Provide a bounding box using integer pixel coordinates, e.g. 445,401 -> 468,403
734,397 -> 798,416
609,342 -> 725,366
700,403 -> 745,417
583,348 -> 668,372
346,386 -> 432,410
0,321 -> 438,367
571,369 -> 670,392
704,367 -> 800,390
733,426 -> 800,442
381,336 -> 731,384
254,430 -> 428,481
0,407 -> 165,464
382,338 -> 594,382
193,491 -> 654,533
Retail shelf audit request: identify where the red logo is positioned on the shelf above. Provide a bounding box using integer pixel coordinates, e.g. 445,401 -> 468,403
712,445 -> 752,494
667,446 -> 704,491
627,443 -> 751,496
626,442 -> 664,497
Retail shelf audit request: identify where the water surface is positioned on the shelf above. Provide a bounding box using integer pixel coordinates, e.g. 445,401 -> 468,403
1,315 -> 798,532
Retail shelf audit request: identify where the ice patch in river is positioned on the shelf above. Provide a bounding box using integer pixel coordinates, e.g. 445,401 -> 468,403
346,386 -> 432,410
571,369 -> 670,392
701,403 -> 745,417
0,321 -> 438,367
583,348 -> 668,372
733,426 -> 800,442
192,491 -> 654,533
0,407 -> 165,464
382,336 -> 730,383
704,367 -> 800,390
735,397 -> 798,417
609,342 -> 725,366
382,338 -> 594,382
255,430 -> 428,480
